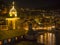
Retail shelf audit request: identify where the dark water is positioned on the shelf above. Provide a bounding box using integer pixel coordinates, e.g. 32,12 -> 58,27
37,32 -> 56,45
16,32 -> 56,45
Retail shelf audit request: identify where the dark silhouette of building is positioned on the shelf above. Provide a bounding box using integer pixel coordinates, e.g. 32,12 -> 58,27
0,0 -> 9,17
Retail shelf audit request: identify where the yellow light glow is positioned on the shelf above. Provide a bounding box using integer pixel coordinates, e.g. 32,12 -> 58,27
24,27 -> 28,30
32,27 -> 35,30
0,41 -> 2,45
6,18 -> 19,20
32,25 -> 55,30
9,1 -> 17,17
15,37 -> 18,40
8,38 -> 11,42
52,26 -> 55,28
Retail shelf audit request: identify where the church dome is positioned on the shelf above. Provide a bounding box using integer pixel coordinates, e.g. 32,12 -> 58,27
9,2 -> 17,17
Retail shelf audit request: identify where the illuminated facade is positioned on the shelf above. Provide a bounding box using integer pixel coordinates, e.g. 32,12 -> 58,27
6,1 -> 19,30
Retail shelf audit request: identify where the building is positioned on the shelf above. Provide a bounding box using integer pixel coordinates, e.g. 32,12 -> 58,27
0,1 -> 20,30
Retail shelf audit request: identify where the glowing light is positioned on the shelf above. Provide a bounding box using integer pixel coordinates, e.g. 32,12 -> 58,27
32,25 -> 55,30
8,38 -> 11,42
0,41 -> 2,45
38,23 -> 41,25
32,27 -> 35,30
52,26 -> 55,28
9,1 -> 17,17
6,18 -> 19,20
24,27 -> 28,30
15,37 -> 18,40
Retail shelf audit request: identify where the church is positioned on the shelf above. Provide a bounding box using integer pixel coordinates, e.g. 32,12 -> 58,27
0,1 -> 20,30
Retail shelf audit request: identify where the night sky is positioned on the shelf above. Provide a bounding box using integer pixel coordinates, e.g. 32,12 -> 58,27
2,0 -> 60,9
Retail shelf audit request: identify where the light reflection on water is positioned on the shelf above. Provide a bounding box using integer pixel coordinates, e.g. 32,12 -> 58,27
37,32 -> 56,45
